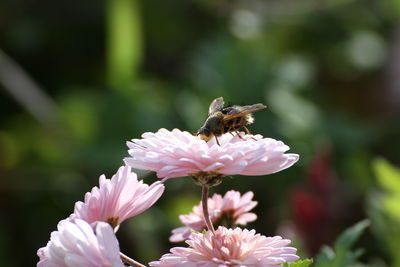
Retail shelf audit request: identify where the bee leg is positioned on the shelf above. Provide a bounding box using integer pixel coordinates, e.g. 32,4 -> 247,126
243,126 -> 257,141
243,126 -> 251,135
226,126 -> 235,136
234,130 -> 245,140
215,136 -> 221,146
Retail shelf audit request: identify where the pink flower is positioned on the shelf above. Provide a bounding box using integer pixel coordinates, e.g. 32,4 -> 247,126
70,166 -> 165,227
37,219 -> 123,267
124,129 -> 299,185
150,226 -> 299,267
170,190 -> 257,242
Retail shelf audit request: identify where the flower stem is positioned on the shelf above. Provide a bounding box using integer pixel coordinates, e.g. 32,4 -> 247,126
120,252 -> 147,267
201,185 -> 215,234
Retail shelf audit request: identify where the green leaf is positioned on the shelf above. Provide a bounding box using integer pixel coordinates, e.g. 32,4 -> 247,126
334,219 -> 370,251
314,220 -> 369,267
372,158 -> 400,221
382,194 -> 400,221
373,158 -> 400,194
282,259 -> 313,267
315,246 -> 335,264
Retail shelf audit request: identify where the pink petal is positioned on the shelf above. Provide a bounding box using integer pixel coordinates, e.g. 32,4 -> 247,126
125,129 -> 299,180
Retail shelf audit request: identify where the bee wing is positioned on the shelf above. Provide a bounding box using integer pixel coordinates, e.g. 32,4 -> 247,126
208,97 -> 224,115
222,103 -> 266,121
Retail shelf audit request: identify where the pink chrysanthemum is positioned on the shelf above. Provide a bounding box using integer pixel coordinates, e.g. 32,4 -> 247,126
70,166 -> 164,227
124,129 -> 299,185
170,190 -> 257,242
37,219 -> 123,267
150,226 -> 299,267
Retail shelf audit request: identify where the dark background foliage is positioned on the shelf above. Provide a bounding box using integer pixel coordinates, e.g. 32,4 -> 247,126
1,0 -> 400,266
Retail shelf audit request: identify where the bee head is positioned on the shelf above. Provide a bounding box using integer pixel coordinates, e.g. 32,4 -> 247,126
197,127 -> 212,141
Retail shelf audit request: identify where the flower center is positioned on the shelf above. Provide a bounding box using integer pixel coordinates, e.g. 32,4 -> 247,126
211,233 -> 243,261
107,217 -> 120,228
215,210 -> 235,228
191,171 -> 224,187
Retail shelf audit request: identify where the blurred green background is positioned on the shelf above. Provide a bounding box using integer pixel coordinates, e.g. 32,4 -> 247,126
1,0 -> 400,266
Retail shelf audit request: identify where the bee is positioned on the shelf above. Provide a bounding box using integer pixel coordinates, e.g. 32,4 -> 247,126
197,97 -> 266,145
